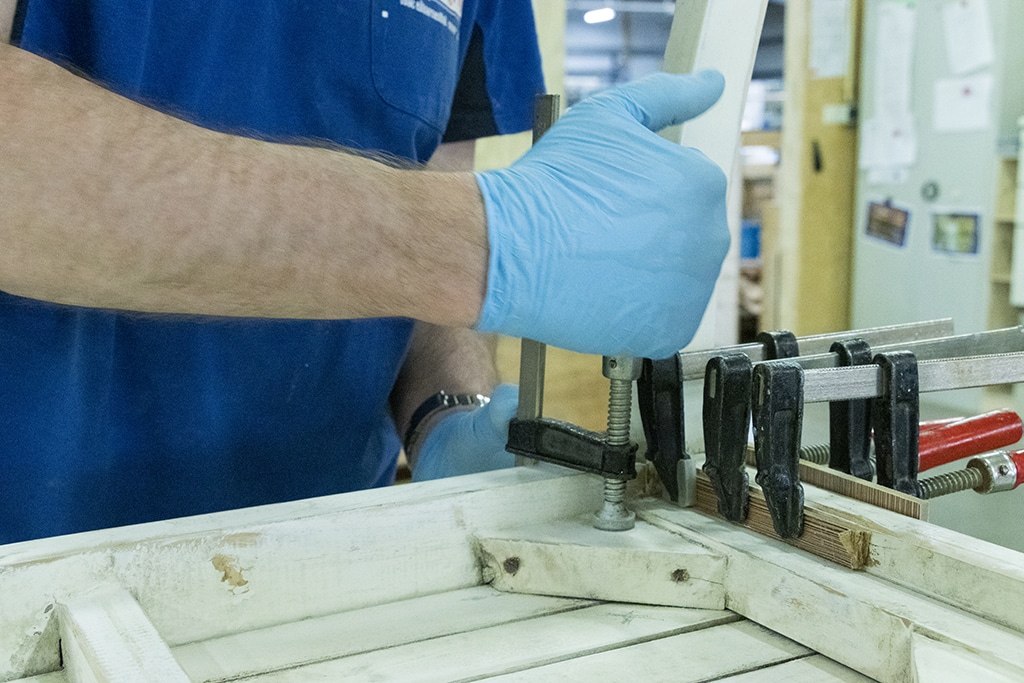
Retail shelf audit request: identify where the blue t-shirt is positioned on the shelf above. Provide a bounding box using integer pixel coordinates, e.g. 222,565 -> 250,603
4,0 -> 543,543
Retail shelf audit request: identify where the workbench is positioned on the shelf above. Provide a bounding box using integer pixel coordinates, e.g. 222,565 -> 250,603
3,463 -> 1023,682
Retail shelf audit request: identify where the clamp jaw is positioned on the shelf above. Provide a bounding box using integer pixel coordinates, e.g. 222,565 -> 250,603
506,353 -> 693,528
505,418 -> 637,480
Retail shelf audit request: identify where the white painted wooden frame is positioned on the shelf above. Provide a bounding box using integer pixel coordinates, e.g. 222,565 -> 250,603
3,467 -> 1024,682
667,0 -> 770,350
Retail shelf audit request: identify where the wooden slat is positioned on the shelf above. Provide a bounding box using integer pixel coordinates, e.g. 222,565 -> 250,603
57,586 -> 189,683
695,449 -> 931,570
233,604 -> 739,682
0,467 -> 597,680
700,446 -> 1024,634
664,0 -> 770,349
706,449 -> 1024,634
695,470 -> 877,569
478,517 -> 726,609
174,587 -> 595,681
637,500 -> 1024,683
795,461 -> 925,519
718,654 -> 874,682
800,481 -> 1024,636
740,446 -> 927,519
8,674 -> 66,683
911,632 -> 1024,683
480,621 -> 810,682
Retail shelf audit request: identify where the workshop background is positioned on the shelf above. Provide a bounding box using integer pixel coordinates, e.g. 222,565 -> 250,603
479,0 -> 1024,552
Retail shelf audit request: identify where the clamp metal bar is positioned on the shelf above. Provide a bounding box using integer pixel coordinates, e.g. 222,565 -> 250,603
515,94 -> 560,467
790,325 -> 1024,371
677,318 -> 954,380
802,351 -> 1024,403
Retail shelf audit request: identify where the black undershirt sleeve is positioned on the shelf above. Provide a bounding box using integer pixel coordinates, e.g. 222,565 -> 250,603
442,25 -> 499,143
10,0 -> 28,44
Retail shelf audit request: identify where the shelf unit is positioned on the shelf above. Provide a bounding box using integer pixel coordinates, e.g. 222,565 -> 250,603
981,147 -> 1020,411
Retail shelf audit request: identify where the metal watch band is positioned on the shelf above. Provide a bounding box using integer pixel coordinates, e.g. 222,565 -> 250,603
402,391 -> 490,455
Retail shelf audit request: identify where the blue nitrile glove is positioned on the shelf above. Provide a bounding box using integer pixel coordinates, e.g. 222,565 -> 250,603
475,70 -> 730,359
411,384 -> 519,481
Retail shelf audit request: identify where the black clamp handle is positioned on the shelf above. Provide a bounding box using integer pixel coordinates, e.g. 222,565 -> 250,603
702,353 -> 753,521
506,417 -> 637,480
828,338 -> 875,480
698,329 -> 797,521
752,361 -> 805,538
756,330 -> 800,360
873,351 -> 921,497
638,356 -> 687,503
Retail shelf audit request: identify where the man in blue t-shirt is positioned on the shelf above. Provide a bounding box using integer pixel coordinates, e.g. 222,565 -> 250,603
0,1 -> 732,544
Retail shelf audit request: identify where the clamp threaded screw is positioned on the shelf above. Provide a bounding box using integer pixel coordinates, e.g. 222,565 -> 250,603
917,450 -> 1023,500
594,355 -> 641,531
918,468 -> 983,500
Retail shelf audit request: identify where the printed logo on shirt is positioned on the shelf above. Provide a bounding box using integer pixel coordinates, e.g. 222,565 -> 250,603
438,0 -> 464,18
399,0 -> 462,35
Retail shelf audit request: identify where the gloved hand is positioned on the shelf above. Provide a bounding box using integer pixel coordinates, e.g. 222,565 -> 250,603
475,70 -> 730,359
411,384 -> 518,481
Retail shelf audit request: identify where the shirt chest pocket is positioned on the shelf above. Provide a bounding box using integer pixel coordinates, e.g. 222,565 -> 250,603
371,0 -> 462,133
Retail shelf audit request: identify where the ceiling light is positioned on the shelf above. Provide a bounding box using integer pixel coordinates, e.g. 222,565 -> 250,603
583,7 -> 616,23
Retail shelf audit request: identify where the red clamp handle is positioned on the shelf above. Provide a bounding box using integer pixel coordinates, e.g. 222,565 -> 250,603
918,410 -> 1023,472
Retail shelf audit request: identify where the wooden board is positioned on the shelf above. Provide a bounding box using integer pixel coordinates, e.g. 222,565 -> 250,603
637,500 -> 1024,683
174,587 -> 596,680
57,587 -> 189,683
8,585 -> 864,683
222,603 -> 735,682
5,467 -> 1024,682
481,621 -> 812,683
0,467 -> 597,680
479,516 -> 727,609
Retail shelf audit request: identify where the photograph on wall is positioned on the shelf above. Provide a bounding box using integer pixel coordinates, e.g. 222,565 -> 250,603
865,200 -> 910,247
930,211 -> 980,255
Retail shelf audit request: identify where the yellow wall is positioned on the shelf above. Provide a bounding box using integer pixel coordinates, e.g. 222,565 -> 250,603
767,0 -> 861,335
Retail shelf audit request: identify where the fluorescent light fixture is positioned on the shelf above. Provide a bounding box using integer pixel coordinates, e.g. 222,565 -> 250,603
584,7 -> 616,23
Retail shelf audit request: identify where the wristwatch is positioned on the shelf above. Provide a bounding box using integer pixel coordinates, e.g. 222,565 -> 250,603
402,390 -> 490,456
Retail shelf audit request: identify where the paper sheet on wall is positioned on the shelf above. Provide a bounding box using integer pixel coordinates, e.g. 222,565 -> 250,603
933,73 -> 993,132
810,0 -> 850,78
874,1 -> 916,118
941,0 -> 994,75
860,2 -> 918,175
860,114 -> 918,170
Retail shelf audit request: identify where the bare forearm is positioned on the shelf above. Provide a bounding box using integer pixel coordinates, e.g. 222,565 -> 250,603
391,140 -> 500,442
0,44 -> 487,325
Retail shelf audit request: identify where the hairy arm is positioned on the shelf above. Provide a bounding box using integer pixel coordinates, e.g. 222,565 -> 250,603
390,140 -> 500,467
0,44 -> 488,326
